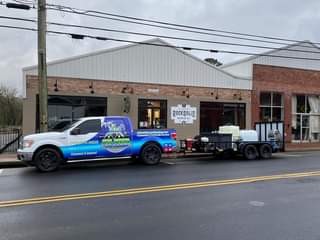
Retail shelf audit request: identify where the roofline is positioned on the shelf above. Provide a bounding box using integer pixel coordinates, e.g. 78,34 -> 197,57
22,38 -> 164,72
22,37 -> 248,80
221,40 -> 320,69
147,38 -> 249,80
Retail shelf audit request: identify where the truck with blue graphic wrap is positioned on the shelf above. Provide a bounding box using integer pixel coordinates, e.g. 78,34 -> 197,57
17,116 -> 177,172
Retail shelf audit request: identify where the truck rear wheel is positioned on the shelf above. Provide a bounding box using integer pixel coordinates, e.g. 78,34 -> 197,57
259,144 -> 272,159
34,148 -> 62,172
243,145 -> 258,160
140,143 -> 162,165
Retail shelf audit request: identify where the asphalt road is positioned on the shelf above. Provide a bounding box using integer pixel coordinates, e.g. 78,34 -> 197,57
2,152 -> 320,239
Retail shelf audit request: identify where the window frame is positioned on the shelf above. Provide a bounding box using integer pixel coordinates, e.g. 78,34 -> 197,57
74,119 -> 102,135
292,94 -> 320,142
259,92 -> 284,122
138,99 -> 167,129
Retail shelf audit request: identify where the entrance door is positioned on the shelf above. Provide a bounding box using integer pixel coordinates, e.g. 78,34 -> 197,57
138,99 -> 167,129
200,102 -> 246,133
292,114 -> 310,142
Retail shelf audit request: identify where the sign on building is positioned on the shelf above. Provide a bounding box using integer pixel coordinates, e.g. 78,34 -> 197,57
171,104 -> 197,124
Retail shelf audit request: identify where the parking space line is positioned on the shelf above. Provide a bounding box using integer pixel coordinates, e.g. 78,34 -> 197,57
0,169 -> 3,175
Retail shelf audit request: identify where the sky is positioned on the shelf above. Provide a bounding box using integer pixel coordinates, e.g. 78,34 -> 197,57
1,0 -> 320,95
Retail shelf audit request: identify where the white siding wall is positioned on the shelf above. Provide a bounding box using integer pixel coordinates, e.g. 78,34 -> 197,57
222,42 -> 320,78
23,39 -> 251,97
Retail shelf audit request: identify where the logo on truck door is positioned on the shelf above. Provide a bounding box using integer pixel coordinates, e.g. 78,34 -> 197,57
100,119 -> 131,153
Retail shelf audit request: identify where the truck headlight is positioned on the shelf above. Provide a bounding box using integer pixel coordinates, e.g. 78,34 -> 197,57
23,140 -> 34,148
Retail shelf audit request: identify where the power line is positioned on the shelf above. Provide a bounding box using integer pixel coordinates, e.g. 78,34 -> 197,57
2,15 -> 320,55
45,3 -> 320,48
1,1 -> 319,49
46,7 -> 300,47
2,23 -> 320,61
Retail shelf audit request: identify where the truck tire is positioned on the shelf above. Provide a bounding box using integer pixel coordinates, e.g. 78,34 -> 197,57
259,144 -> 272,159
243,145 -> 258,160
140,143 -> 162,165
34,147 -> 62,172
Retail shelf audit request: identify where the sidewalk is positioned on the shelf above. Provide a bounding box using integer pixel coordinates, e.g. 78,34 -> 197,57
286,143 -> 320,152
0,153 -> 25,168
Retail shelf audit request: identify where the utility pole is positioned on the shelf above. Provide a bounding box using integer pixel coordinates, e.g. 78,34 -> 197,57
38,0 -> 48,132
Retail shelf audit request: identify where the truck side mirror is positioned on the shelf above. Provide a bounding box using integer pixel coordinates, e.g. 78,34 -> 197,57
70,127 -> 81,135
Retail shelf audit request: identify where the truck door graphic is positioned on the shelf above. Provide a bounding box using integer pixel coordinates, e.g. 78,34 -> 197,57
98,118 -> 132,155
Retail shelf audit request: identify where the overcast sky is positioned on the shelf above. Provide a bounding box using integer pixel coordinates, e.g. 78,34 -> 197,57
1,0 -> 320,95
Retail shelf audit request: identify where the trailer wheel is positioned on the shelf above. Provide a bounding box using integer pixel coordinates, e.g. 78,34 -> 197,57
140,143 -> 162,165
243,145 -> 258,160
259,144 -> 272,159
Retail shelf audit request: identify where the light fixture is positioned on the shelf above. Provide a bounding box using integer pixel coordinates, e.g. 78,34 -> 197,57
233,92 -> 242,101
182,88 -> 190,98
214,89 -> 219,100
89,81 -> 94,94
121,85 -> 134,94
54,79 -> 59,92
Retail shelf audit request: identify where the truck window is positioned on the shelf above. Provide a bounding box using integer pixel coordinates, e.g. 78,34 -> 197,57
77,119 -> 101,134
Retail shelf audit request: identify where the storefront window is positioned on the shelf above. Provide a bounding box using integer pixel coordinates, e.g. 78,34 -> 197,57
36,95 -> 107,131
138,99 -> 167,129
292,95 -> 320,142
200,102 -> 245,133
259,92 -> 283,122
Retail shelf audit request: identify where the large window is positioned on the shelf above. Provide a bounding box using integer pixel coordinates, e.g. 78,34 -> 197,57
36,95 -> 107,131
138,99 -> 167,129
259,92 -> 283,122
200,102 -> 246,133
292,95 -> 320,142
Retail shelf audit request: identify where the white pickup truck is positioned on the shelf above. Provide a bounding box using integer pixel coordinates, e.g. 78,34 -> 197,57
17,116 -> 177,172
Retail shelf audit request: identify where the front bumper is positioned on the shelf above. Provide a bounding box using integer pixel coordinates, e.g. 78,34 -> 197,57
17,149 -> 33,162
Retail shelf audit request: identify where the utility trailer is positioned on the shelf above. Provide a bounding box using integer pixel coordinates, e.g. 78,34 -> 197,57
180,126 -> 281,160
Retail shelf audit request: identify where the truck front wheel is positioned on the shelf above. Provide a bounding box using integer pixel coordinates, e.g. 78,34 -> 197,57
34,148 -> 62,172
140,143 -> 162,165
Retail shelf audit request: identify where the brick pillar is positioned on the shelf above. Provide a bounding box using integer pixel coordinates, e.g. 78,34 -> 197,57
284,93 -> 292,142
251,90 -> 260,128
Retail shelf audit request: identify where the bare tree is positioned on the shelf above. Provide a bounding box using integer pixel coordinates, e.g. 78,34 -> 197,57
0,86 -> 22,127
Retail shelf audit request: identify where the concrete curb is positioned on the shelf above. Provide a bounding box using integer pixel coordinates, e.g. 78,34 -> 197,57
0,161 -> 27,168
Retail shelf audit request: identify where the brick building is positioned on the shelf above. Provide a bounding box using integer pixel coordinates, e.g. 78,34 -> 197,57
22,38 -> 251,141
222,41 -> 320,145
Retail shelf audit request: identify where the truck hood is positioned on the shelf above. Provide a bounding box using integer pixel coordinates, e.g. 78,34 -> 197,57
24,132 -> 66,141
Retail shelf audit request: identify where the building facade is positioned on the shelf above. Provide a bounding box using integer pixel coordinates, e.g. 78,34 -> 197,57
222,41 -> 320,144
22,39 -> 251,141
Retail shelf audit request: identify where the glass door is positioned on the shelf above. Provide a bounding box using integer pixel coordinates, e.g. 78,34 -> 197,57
292,114 -> 310,142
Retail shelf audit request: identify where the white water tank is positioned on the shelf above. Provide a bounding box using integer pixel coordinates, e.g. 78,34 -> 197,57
218,125 -> 240,141
240,130 -> 258,142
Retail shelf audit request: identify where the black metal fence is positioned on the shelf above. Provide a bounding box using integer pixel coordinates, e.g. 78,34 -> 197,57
255,121 -> 285,151
0,128 -> 22,153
